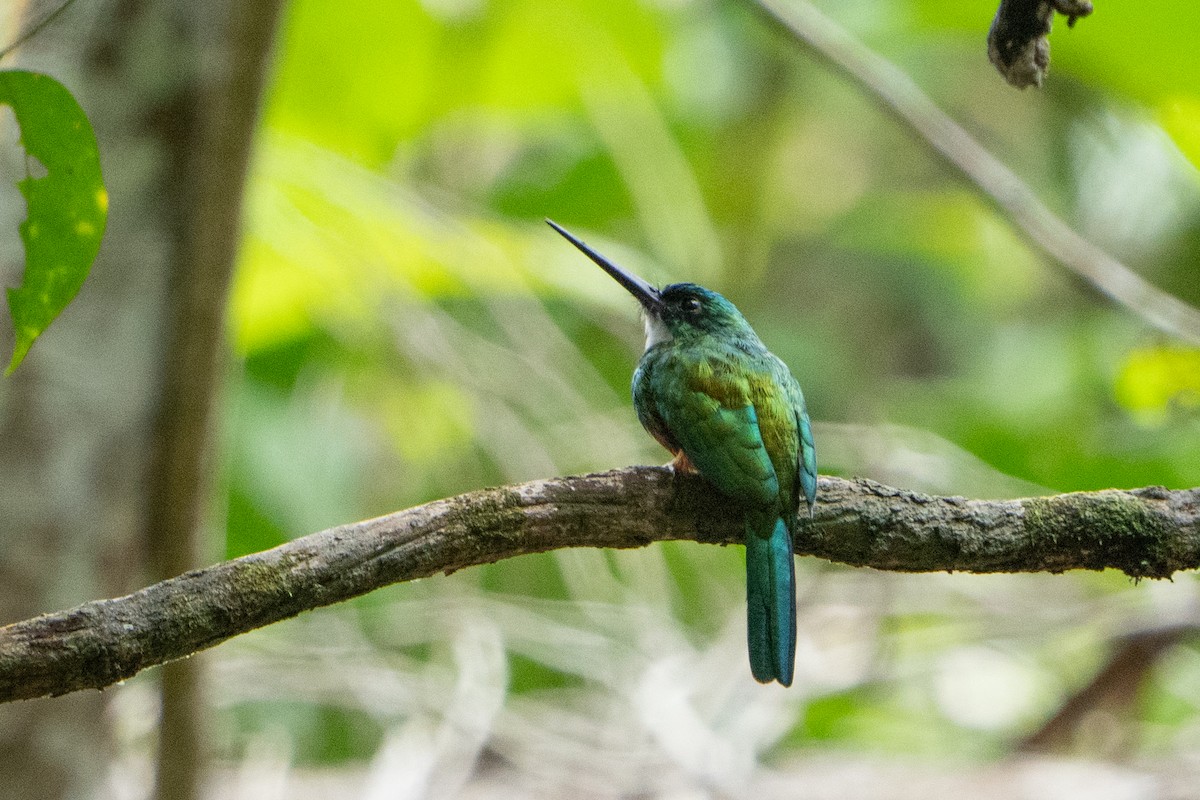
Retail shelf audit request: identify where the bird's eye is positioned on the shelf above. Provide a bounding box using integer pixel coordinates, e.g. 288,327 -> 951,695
682,298 -> 702,315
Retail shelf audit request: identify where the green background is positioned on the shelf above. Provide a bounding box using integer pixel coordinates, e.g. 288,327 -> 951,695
186,0 -> 1200,783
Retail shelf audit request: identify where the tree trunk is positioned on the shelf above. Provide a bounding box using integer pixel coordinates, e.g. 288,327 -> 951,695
0,1 -> 281,796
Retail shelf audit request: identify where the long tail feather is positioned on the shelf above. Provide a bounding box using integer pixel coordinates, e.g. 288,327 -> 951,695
745,516 -> 797,686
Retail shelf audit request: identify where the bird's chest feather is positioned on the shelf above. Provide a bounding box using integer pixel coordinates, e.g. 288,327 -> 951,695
633,343 -> 799,506
636,342 -> 762,415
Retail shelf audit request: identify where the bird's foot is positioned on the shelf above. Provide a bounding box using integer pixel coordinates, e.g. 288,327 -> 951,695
668,451 -> 699,475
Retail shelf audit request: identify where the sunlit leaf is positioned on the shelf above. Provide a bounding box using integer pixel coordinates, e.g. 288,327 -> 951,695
1158,95 -> 1200,170
266,0 -> 666,166
1115,345 -> 1200,423
1,70 -> 106,375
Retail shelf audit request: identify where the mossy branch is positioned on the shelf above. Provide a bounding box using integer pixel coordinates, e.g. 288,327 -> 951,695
1,467 -> 1198,703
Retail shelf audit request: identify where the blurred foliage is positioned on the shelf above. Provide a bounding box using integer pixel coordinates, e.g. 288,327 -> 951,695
208,0 -> 1200,791
1116,345 -> 1200,424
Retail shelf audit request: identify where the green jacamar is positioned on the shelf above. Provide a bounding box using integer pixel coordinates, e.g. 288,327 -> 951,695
548,220 -> 817,686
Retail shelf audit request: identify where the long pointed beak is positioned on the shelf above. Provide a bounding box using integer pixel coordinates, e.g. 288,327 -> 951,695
546,219 -> 662,312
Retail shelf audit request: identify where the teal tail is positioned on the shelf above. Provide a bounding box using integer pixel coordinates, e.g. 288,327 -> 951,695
746,516 -> 797,686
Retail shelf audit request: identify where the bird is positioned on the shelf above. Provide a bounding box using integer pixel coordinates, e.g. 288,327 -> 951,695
547,219 -> 816,686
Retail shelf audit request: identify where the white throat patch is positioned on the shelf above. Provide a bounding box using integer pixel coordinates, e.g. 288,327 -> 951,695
642,313 -> 673,351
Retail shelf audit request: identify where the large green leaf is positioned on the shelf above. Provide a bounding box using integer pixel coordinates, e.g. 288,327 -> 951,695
1,69 -> 106,375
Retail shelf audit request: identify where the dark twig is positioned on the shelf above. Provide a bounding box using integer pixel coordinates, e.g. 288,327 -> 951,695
988,0 -> 1094,89
0,0 -> 82,61
1019,623 -> 1199,753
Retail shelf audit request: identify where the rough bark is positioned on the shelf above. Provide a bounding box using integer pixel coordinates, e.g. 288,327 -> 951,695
1,468 -> 1197,704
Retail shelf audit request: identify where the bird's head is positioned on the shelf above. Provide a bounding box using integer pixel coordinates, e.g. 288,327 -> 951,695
548,220 -> 758,349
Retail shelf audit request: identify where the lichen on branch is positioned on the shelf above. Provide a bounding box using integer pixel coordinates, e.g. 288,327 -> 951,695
0,468 -> 1197,703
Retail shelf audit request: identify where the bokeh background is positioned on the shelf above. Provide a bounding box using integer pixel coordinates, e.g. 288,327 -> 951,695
4,0 -> 1200,797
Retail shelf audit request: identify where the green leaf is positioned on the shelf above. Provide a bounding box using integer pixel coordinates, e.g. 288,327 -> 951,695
1115,345 -> 1200,424
0,69 -> 107,375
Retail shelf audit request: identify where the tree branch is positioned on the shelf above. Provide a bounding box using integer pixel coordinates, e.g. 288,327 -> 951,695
1,467 -> 1198,703
1018,622 -> 1199,753
144,3 -> 286,798
748,0 -> 1200,346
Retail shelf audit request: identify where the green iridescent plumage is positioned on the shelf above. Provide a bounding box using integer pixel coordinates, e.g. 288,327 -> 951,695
549,221 -> 817,686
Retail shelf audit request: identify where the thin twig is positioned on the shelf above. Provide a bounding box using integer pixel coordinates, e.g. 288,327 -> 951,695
1019,622 -> 1199,753
0,0 -> 82,61
749,0 -> 1200,346
1,467 -> 1197,703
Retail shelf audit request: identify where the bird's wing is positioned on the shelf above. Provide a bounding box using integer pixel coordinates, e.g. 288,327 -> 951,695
785,372 -> 817,512
653,355 -> 780,508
